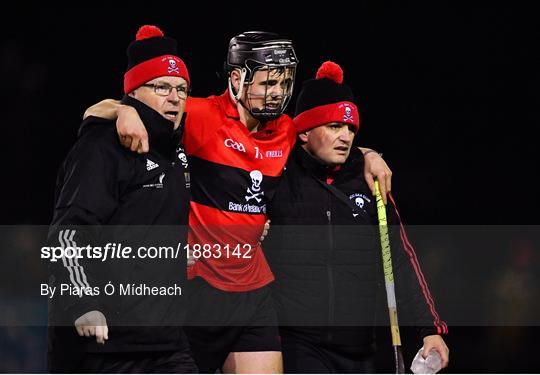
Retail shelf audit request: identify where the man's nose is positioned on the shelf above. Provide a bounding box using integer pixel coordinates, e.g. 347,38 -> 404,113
268,86 -> 282,98
339,127 -> 354,142
167,89 -> 181,103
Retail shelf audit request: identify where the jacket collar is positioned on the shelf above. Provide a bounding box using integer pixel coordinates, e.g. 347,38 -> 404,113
293,143 -> 364,182
121,95 -> 182,159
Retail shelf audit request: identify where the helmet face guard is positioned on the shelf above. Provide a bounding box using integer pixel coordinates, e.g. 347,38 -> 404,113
243,65 -> 296,121
226,32 -> 299,120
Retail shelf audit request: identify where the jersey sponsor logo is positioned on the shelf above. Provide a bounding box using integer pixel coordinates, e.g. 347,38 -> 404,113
146,159 -> 159,171
228,202 -> 266,214
224,138 -> 246,153
349,193 -> 371,217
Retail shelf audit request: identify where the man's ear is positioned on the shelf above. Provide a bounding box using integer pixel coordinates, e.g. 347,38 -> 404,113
298,131 -> 309,143
230,69 -> 241,91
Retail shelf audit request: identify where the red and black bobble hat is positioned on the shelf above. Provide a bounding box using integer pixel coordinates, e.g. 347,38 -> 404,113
293,61 -> 360,134
123,25 -> 190,94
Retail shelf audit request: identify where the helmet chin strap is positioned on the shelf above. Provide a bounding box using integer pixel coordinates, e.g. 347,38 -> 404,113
228,68 -> 247,102
237,95 -> 270,125
229,69 -> 265,123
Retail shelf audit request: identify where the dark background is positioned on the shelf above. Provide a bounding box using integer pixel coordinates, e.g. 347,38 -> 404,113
1,3 -> 539,373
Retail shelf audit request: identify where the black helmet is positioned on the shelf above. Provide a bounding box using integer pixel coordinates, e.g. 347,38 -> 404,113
226,31 -> 299,121
226,31 -> 298,82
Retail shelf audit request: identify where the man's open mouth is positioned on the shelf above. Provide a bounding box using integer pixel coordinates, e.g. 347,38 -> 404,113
334,146 -> 349,152
164,111 -> 179,121
264,103 -> 280,111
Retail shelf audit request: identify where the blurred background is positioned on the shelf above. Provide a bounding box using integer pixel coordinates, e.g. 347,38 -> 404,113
1,3 -> 539,373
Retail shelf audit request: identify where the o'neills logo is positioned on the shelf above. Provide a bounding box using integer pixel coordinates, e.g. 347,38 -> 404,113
265,150 -> 283,158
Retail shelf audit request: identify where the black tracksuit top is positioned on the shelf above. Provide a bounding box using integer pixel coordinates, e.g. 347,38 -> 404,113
47,96 -> 190,353
266,144 -> 446,354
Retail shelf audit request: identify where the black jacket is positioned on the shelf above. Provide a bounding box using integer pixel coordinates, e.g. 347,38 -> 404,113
266,144 -> 445,354
47,96 -> 190,354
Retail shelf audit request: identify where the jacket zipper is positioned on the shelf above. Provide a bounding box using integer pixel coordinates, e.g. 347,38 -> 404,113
326,192 -> 335,342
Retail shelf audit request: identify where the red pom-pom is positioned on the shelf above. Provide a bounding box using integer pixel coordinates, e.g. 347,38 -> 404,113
136,25 -> 164,40
315,61 -> 343,84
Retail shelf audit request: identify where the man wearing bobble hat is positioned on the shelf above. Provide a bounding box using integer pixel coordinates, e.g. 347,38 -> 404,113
47,25 -> 196,372
265,61 -> 450,373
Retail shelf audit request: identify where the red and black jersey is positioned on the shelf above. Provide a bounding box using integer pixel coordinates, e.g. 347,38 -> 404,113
183,91 -> 296,292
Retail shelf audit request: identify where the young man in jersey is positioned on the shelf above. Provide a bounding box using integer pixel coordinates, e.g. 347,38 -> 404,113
84,31 -> 392,373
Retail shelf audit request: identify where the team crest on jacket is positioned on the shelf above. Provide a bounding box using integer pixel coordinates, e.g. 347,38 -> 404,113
349,193 -> 371,217
176,146 -> 189,169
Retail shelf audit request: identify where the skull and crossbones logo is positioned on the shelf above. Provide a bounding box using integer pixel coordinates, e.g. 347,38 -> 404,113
343,106 -> 354,122
245,170 -> 265,203
168,59 -> 180,74
178,152 -> 188,168
355,197 -> 365,209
